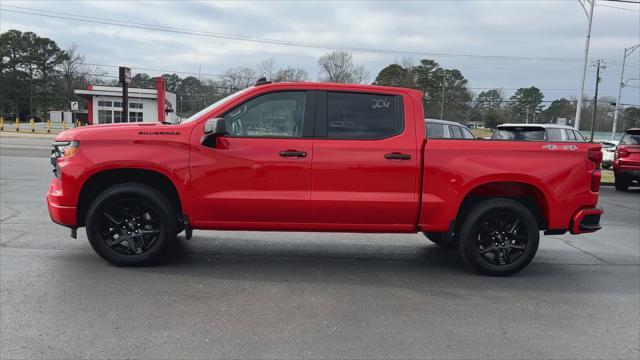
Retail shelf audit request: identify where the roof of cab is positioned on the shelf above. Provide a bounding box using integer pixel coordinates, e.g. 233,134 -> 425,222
425,118 -> 467,126
497,123 -> 578,130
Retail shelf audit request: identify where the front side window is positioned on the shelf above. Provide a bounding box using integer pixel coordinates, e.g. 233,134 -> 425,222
547,128 -> 564,141
327,92 -> 403,139
223,91 -> 306,138
574,130 -> 586,142
462,127 -> 475,139
426,123 -> 446,138
565,129 -> 576,141
450,125 -> 463,139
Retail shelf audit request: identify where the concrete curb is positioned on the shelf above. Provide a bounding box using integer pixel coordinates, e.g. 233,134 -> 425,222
0,131 -> 57,139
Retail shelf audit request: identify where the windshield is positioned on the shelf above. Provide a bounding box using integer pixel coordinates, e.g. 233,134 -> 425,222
492,127 -> 545,140
181,87 -> 253,123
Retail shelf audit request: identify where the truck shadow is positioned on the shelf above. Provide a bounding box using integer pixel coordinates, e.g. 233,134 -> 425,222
105,233 -> 636,296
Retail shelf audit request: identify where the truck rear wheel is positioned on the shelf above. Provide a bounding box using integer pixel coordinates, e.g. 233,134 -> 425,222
457,198 -> 539,276
85,183 -> 177,266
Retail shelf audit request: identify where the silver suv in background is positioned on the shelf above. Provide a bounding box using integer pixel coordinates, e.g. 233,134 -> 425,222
491,123 -> 586,142
425,119 -> 475,139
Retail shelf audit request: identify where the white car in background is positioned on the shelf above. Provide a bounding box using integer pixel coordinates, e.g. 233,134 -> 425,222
594,139 -> 617,169
425,119 -> 475,139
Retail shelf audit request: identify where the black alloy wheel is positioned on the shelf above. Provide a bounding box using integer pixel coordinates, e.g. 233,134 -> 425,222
475,213 -> 528,266
458,198 -> 539,276
86,183 -> 177,266
101,199 -> 161,255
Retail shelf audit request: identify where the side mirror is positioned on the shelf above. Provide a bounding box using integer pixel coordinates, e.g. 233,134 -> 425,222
204,118 -> 226,135
201,118 -> 226,147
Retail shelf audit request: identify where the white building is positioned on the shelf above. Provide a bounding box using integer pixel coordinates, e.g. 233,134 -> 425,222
74,85 -> 177,125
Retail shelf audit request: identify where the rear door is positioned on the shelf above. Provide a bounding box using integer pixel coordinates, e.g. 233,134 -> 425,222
310,90 -> 420,231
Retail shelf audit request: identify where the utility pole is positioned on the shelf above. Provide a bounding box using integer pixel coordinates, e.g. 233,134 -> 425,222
590,60 -> 606,142
119,66 -> 131,123
440,70 -> 447,120
612,44 -> 640,141
575,0 -> 595,131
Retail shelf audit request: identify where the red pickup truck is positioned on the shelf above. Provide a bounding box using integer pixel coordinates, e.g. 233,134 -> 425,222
47,81 -> 603,276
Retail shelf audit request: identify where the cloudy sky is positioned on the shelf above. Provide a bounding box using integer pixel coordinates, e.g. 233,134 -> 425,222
1,0 -> 639,104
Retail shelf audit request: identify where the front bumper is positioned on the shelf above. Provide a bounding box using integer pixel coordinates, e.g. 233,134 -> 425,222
570,207 -> 603,234
47,177 -> 77,227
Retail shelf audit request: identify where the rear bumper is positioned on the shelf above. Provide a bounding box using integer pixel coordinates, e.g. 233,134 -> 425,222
47,178 -> 77,227
570,207 -> 603,234
614,168 -> 640,179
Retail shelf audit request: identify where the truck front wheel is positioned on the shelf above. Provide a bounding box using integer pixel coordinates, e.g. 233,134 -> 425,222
85,183 -> 177,266
457,198 -> 539,276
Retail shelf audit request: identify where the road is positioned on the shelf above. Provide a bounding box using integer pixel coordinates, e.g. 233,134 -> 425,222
1,136 -> 639,359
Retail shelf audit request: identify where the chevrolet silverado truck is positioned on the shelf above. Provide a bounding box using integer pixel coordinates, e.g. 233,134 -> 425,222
47,81 -> 603,276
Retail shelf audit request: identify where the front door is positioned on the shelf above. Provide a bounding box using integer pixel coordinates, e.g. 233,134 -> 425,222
190,90 -> 316,229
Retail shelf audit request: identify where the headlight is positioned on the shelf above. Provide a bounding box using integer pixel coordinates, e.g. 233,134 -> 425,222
51,141 -> 80,178
52,141 -> 80,158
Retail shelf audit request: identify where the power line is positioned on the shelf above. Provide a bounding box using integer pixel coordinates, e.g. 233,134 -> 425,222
0,4 -> 591,63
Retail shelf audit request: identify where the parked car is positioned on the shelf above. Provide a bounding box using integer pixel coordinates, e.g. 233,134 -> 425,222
47,81 -> 603,276
491,124 -> 587,142
593,139 -> 617,169
425,119 -> 475,139
613,128 -> 640,191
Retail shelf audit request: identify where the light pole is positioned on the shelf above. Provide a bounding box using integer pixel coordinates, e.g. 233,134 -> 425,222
575,0 -> 595,131
612,44 -> 640,141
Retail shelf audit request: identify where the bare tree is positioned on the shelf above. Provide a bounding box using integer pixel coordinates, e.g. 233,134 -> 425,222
273,67 -> 309,82
221,67 -> 258,92
317,51 -> 368,84
59,43 -> 107,109
257,58 -> 277,80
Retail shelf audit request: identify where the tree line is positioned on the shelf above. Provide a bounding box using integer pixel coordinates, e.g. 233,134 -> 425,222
1,29 -> 638,130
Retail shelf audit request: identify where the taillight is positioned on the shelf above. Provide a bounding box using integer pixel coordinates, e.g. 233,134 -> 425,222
588,148 -> 602,192
617,147 -> 630,159
591,169 -> 601,192
588,148 -> 603,164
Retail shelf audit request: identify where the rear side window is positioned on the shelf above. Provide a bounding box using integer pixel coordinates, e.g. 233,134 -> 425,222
450,126 -> 463,139
426,123 -> 446,138
326,92 -> 403,139
620,133 -> 640,145
492,127 -> 545,141
462,128 -> 475,139
547,128 -> 564,141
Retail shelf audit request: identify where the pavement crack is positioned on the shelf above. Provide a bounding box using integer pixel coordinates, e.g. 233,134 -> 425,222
556,237 -> 615,265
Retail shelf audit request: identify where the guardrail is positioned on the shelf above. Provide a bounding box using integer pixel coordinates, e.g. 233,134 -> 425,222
0,116 -> 83,134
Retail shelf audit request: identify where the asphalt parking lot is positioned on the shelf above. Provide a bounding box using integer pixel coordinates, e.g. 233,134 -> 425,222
1,135 -> 639,359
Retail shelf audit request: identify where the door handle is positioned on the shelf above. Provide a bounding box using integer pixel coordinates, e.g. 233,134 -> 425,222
384,152 -> 411,160
280,150 -> 307,158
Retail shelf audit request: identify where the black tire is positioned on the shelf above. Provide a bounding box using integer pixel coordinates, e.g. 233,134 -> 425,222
424,232 -> 457,249
85,183 -> 177,266
457,198 -> 539,276
614,174 -> 630,192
